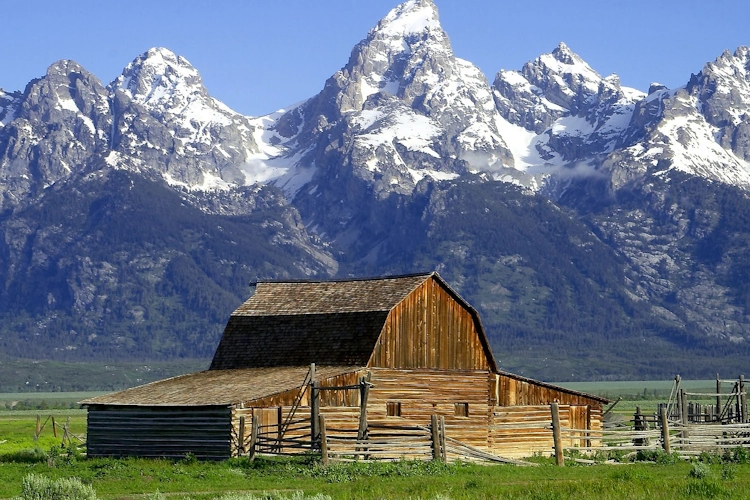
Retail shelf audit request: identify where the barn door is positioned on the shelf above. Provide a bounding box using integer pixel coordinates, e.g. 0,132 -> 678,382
255,407 -> 282,453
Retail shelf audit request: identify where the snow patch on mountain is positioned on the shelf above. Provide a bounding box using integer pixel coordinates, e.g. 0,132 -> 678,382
0,90 -> 21,127
650,93 -> 750,185
356,111 -> 442,160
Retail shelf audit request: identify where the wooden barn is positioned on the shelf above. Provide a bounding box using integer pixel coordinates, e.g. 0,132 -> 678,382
81,272 -> 606,460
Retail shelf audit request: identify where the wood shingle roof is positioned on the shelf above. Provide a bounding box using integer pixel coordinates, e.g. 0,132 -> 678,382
80,366 -> 360,406
209,273 -> 433,370
234,273 -> 432,316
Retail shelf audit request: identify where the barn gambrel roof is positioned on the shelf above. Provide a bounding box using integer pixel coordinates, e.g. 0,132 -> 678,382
209,272 -> 498,372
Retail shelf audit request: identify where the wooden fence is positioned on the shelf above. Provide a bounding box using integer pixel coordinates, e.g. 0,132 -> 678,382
551,404 -> 750,465
247,412 -> 535,465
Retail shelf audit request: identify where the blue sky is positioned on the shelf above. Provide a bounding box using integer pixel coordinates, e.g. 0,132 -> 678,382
3,0 -> 749,116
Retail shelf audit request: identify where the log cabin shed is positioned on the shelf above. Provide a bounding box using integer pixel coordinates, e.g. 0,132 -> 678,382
81,272 -> 606,460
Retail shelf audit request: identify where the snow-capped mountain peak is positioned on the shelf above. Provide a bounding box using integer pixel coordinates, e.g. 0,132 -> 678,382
113,47 -> 205,109
108,47 -> 262,192
374,0 -> 440,38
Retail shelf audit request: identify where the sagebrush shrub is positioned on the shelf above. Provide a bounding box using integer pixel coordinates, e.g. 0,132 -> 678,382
688,462 -> 712,480
14,474 -> 97,500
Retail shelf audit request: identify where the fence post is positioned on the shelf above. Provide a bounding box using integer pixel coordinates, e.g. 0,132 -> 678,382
660,407 -> 671,454
431,414 -> 442,461
633,406 -> 644,447
62,417 -> 70,446
716,374 -> 721,422
319,414 -> 329,466
679,390 -> 689,441
357,376 -> 370,453
550,403 -> 564,467
741,375 -> 748,423
51,416 -> 57,438
440,416 -> 447,463
248,414 -> 259,461
311,381 -> 320,449
238,416 -> 246,455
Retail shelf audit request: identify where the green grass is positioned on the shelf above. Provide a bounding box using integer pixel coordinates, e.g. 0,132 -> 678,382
0,360 -> 208,393
0,411 -> 87,456
552,379 -> 719,399
1,457 -> 750,499
0,393 -> 106,411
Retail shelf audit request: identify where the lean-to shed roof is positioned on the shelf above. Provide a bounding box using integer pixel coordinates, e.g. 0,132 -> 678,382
80,366 -> 360,406
209,273 -> 435,369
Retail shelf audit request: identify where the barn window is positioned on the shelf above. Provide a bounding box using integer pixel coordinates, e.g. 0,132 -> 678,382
454,402 -> 469,417
386,401 -> 402,417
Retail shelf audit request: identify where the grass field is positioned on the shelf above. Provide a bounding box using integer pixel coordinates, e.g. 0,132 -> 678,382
553,379 -> 717,399
0,410 -> 87,455
0,392 -> 107,411
2,451 -> 750,499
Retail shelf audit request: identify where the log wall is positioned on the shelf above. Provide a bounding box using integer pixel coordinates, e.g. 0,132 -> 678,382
369,279 -> 489,370
233,368 -> 605,458
233,368 -> 493,454
86,405 -> 232,460
365,368 -> 491,450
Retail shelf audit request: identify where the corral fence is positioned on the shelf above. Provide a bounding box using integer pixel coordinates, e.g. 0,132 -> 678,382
244,412 -> 535,465
554,407 -> 750,463
33,414 -> 84,447
543,374 -> 750,465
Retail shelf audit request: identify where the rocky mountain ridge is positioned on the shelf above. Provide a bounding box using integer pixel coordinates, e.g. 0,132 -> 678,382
2,0 -> 750,379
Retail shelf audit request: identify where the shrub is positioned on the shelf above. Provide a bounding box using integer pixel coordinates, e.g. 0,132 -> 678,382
723,446 -> 750,464
697,451 -> 721,464
14,474 -> 97,500
688,462 -> 712,480
634,449 -> 679,464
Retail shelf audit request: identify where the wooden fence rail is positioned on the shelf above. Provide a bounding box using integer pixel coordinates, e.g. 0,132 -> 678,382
548,402 -> 750,465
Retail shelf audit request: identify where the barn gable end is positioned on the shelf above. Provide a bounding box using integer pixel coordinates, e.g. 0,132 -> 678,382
370,275 -> 493,371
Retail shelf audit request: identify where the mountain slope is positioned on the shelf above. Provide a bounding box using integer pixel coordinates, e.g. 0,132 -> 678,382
0,168 -> 334,360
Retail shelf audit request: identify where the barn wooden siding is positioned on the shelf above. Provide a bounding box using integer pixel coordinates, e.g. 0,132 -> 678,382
366,368 -> 491,449
370,279 -> 489,370
489,404 -> 600,459
86,405 -> 232,460
493,373 -> 605,408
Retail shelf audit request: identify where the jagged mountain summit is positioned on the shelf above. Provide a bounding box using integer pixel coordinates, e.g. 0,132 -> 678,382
109,47 -> 262,191
492,42 -> 645,185
599,46 -> 750,192
2,0 -> 750,379
263,0 -> 517,202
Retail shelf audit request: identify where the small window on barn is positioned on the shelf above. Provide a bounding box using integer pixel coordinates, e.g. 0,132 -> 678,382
455,403 -> 469,417
387,401 -> 402,417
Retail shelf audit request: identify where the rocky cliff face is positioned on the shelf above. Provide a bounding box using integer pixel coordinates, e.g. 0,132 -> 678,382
0,61 -> 111,211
